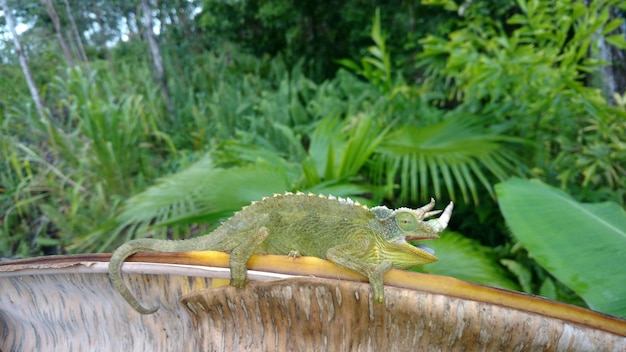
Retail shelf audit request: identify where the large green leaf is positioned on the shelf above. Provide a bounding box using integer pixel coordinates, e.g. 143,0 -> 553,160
496,178 -> 626,318
377,116 -> 522,204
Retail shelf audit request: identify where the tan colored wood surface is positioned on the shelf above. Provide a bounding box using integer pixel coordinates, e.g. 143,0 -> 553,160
1,266 -> 212,350
1,253 -> 625,351
183,278 -> 626,351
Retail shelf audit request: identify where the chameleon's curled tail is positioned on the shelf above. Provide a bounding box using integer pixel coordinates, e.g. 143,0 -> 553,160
109,234 -> 228,314
108,238 -> 173,314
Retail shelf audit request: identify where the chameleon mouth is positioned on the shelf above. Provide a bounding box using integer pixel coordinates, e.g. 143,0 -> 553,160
405,234 -> 440,241
394,238 -> 436,255
413,244 -> 435,255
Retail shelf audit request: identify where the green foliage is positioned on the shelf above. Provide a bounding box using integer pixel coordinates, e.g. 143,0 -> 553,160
497,178 -> 626,318
337,9 -> 392,94
72,158 -> 291,252
0,65 -> 171,257
304,114 -> 387,189
553,110 -> 626,202
422,231 -> 520,291
417,0 -> 626,202
74,112 -> 388,252
377,116 -> 522,204
338,10 -> 524,204
497,242 -> 586,306
50,69 -> 162,195
197,0 -> 477,80
2,1 -> 625,316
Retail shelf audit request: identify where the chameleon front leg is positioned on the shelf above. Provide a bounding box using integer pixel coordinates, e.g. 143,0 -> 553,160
326,240 -> 393,303
227,226 -> 270,288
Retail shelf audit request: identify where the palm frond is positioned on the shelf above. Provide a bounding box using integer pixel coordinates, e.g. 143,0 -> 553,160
72,157 -> 290,252
376,116 -> 522,204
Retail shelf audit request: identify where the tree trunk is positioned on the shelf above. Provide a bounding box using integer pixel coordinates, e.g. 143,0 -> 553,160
1,0 -> 48,124
92,2 -> 115,75
588,2 -> 626,103
598,15 -> 626,103
40,0 -> 76,66
63,0 -> 89,66
141,0 -> 176,122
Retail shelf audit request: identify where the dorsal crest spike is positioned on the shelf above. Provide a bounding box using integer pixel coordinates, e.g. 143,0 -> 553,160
260,191 -> 370,210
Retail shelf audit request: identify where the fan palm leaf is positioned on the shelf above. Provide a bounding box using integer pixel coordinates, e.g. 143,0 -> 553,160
377,116 -> 522,204
72,157 -> 290,252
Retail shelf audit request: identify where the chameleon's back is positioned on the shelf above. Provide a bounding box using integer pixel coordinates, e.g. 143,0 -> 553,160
215,193 -> 378,258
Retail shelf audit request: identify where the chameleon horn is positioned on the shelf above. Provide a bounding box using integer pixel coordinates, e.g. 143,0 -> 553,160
416,198 -> 436,218
423,201 -> 454,233
438,202 -> 454,229
423,209 -> 443,219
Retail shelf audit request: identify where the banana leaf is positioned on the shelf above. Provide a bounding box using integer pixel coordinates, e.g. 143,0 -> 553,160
496,178 -> 626,318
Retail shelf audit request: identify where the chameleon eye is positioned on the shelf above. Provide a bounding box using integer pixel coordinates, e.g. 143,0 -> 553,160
396,212 -> 418,231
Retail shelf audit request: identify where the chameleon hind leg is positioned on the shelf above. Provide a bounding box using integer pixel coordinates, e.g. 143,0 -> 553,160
326,239 -> 393,303
226,226 -> 270,288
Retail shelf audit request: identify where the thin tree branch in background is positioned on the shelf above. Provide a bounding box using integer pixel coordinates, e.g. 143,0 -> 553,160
40,0 -> 76,66
63,0 -> 90,67
1,0 -> 48,124
141,0 -> 176,122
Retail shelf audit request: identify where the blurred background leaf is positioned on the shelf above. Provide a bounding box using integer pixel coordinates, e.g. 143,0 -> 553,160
496,178 -> 626,318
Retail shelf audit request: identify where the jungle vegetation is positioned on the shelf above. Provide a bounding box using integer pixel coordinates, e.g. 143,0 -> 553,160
1,0 -> 625,317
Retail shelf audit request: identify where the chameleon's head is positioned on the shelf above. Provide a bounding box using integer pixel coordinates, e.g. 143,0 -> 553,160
372,198 -> 453,249
370,199 -> 453,268
396,199 -> 453,240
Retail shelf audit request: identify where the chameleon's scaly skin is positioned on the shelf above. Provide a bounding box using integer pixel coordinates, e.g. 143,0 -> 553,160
109,192 -> 453,314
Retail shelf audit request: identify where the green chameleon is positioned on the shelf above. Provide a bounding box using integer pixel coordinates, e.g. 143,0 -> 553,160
109,192 -> 453,314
